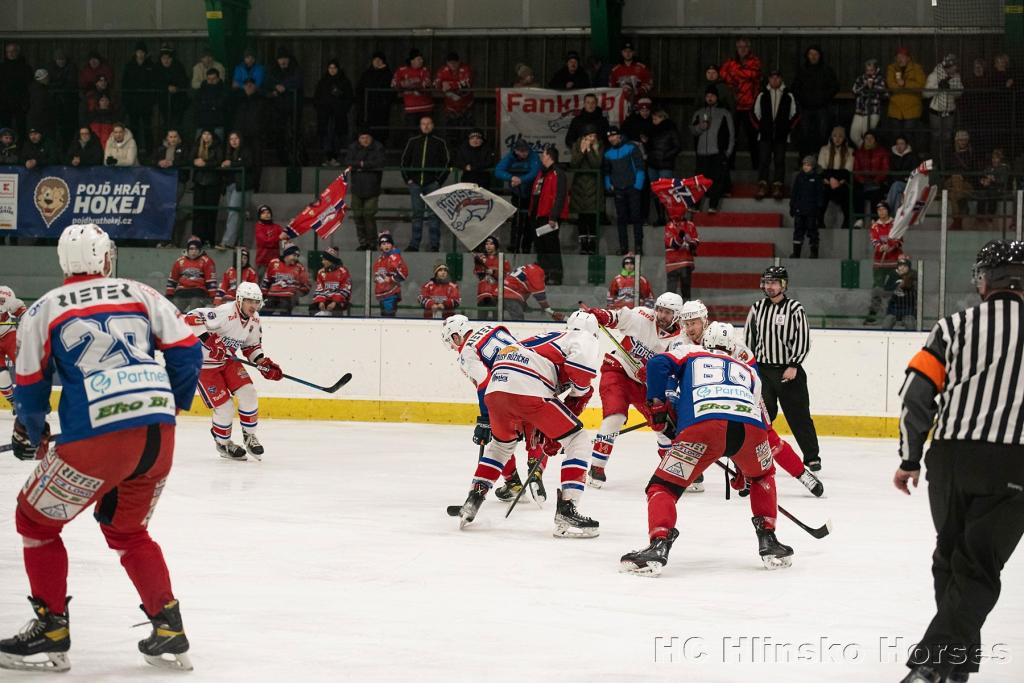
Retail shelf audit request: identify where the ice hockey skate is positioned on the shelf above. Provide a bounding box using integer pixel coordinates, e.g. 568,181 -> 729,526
686,473 -> 705,493
243,432 -> 264,461
754,516 -> 794,569
216,440 -> 247,461
620,529 -> 680,577
0,597 -> 71,673
553,491 -> 599,538
798,468 -> 824,497
458,485 -> 488,529
587,465 -> 606,489
137,600 -> 192,671
493,471 -> 523,502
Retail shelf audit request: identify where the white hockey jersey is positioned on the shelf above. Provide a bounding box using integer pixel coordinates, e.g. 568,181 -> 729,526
603,306 -> 683,382
0,286 -> 26,341
486,329 -> 600,400
184,301 -> 263,368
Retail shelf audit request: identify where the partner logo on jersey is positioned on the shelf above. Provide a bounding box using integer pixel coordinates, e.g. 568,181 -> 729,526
696,399 -> 755,415
85,365 -> 170,400
89,390 -> 175,428
33,176 -> 71,227
693,384 -> 755,402
660,442 -> 707,481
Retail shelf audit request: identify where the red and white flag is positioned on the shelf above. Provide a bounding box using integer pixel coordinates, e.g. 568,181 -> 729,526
286,170 -> 349,240
651,175 -> 713,221
890,160 -> 936,240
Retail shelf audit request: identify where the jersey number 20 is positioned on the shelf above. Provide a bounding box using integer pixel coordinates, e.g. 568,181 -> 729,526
59,315 -> 153,374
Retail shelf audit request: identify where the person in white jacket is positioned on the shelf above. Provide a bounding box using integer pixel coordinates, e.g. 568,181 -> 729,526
924,54 -> 963,165
103,123 -> 138,167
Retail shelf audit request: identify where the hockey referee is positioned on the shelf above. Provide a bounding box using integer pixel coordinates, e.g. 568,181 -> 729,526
895,240 -> 1024,683
744,265 -> 821,470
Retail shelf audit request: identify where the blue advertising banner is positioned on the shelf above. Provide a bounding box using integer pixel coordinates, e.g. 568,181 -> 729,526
0,166 -> 178,240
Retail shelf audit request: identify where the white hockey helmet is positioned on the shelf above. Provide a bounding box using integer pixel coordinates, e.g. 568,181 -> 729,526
703,321 -> 737,353
566,310 -> 598,338
441,314 -> 473,349
681,299 -> 708,323
235,281 -> 264,309
57,223 -> 113,277
654,292 -> 685,326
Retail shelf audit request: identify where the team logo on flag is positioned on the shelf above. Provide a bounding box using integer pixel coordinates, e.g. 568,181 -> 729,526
424,183 -> 517,250
652,175 -> 713,220
434,189 -> 494,232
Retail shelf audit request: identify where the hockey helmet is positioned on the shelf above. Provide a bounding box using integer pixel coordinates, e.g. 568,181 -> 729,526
680,299 -> 708,323
235,281 -> 264,309
566,310 -> 598,338
972,239 -> 1024,293
760,265 -> 789,294
654,292 -> 685,327
441,314 -> 473,349
703,321 -> 737,354
58,223 -> 113,277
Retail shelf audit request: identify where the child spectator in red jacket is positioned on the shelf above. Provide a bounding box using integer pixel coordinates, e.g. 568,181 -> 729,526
607,254 -> 654,309
215,246 -> 259,305
262,242 -> 311,316
166,235 -> 217,312
419,263 -> 461,319
664,214 -> 699,299
473,235 -> 511,320
253,204 -> 288,277
373,232 -> 408,317
865,200 -> 903,324
311,247 -> 352,316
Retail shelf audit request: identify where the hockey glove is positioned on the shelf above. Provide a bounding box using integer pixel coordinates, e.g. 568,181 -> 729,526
635,364 -> 647,384
584,306 -> 613,327
472,417 -> 491,445
202,333 -> 229,362
563,386 -> 594,416
12,421 -> 49,461
647,400 -> 670,433
256,357 -> 283,381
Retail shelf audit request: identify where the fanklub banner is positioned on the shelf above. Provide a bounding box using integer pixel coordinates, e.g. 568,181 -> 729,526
496,87 -> 626,158
0,166 -> 178,239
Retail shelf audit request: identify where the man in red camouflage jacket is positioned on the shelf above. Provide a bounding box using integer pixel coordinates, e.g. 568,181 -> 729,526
720,37 -> 763,170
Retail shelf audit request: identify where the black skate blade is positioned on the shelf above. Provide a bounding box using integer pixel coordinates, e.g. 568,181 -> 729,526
446,505 -> 462,517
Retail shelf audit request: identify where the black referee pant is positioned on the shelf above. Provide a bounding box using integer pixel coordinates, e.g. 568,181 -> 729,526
908,442 -> 1024,677
758,364 -> 820,463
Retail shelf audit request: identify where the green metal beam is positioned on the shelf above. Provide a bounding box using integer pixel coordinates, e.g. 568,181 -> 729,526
204,0 -> 251,70
589,0 -> 623,63
1007,0 -> 1024,49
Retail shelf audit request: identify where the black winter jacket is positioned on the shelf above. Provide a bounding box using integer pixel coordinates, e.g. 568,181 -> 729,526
565,108 -> 609,148
400,133 -> 450,186
454,142 -> 496,188
790,169 -> 827,216
346,139 -> 386,198
791,46 -> 840,110
646,119 -> 681,171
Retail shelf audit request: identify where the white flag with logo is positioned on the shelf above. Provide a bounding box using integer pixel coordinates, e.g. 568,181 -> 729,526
890,159 -> 937,240
423,183 -> 517,250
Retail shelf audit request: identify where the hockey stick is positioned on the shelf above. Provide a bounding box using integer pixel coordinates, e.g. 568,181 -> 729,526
504,453 -> 545,518
712,459 -> 832,539
237,359 -> 352,394
0,435 -> 60,455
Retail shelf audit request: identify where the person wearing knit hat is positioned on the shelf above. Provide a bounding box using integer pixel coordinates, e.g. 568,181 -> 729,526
690,83 -> 733,212
253,205 -> 287,277
886,46 -> 926,147
788,155 -> 825,259
435,49 -> 474,148
166,236 -> 216,312
865,198 -> 903,325
751,66 -> 798,201
419,263 -> 461,319
214,246 -> 259,305
473,236 -> 511,319
280,242 -> 300,259
232,47 -> 265,90
373,232 -> 408,317
263,242 -> 311,316
547,50 -> 591,90
851,57 -> 887,147
311,247 -> 352,316
392,48 -> 432,141
358,51 -> 393,145
606,253 -> 654,309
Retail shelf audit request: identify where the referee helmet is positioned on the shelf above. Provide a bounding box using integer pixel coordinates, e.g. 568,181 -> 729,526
760,265 -> 789,294
972,240 -> 1024,294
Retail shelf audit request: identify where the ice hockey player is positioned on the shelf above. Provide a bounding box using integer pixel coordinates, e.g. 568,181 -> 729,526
0,285 -> 26,408
620,330 -> 793,576
679,301 -> 823,497
214,246 -> 259,305
310,247 -> 352,316
1,224 -> 202,672
502,262 -> 565,321
262,242 -> 311,316
580,292 -> 685,488
165,235 -> 217,312
606,254 -> 654,309
455,310 -> 601,537
184,281 -> 283,460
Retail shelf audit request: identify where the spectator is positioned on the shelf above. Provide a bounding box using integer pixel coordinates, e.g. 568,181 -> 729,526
215,246 -> 259,306
191,48 -> 225,90
154,128 -> 191,246
67,126 -> 103,166
647,108 -> 681,185
84,94 -> 117,148
694,63 -> 735,112
195,68 -> 229,142
607,254 -> 654,309
231,48 -> 265,90
191,129 -> 224,246
789,155 -> 826,259
622,96 -> 654,147
46,49 -> 78,149
391,48 -> 433,143
880,256 -> 917,330
886,133 -> 920,209
720,37 -> 762,170
313,59 -> 354,166
924,54 -> 963,165
817,125 -> 854,229
217,131 -> 255,250
852,131 -> 890,228
454,128 -> 495,188
791,45 -> 839,158
501,262 -> 563,321
512,63 -> 536,87
103,123 -> 138,167
264,48 -> 304,165
77,51 -> 113,93
155,44 -> 190,132
530,145 -> 569,285
263,243 -> 311,316
865,200 -> 903,325
664,213 -> 699,299
586,55 -> 612,92
610,40 -> 653,103
565,92 -> 609,148
232,78 -> 268,161
473,236 -> 511,319
346,128 -> 386,250
690,87 -> 733,213
751,69 -> 798,201
494,138 -> 540,253
165,236 -> 217,312
310,248 -> 352,316
434,51 -> 474,147
944,129 -> 979,230
991,53 -> 1018,143
355,51 -> 394,146
27,69 -> 54,140
419,263 -> 461,319
400,114 -> 449,252
603,125 -> 646,254
885,47 -> 926,150
0,128 -> 17,164
570,128 -> 604,254
253,205 -> 287,277
373,232 -> 408,317
80,74 -> 113,116
121,42 -> 156,156
960,57 -> 993,155
850,58 -> 888,147
977,148 -> 1010,221
20,127 -> 57,170
548,51 -> 590,90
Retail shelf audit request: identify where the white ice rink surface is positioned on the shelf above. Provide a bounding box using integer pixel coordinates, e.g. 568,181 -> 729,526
0,416 -> 1022,682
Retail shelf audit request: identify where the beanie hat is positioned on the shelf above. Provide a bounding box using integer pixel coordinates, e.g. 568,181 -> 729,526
407,48 -> 422,64
281,242 -> 300,258
801,155 -> 817,167
186,236 -> 203,250
378,232 -> 394,245
322,247 -> 342,265
433,263 -> 449,277
622,254 -> 635,267
482,235 -> 500,250
257,204 -> 272,218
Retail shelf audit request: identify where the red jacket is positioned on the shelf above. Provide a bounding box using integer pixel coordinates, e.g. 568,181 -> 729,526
373,252 -> 409,300
530,165 -> 570,220
609,61 -> 653,100
870,218 -> 903,267
665,219 -> 699,271
313,266 -> 352,306
434,63 -> 473,115
474,254 -> 512,302
391,65 -> 433,113
720,54 -> 763,111
262,259 -> 311,299
78,62 -> 114,91
854,145 -> 890,185
607,274 -> 654,309
215,265 -> 259,305
503,263 -> 546,303
418,280 -> 461,318
254,221 -> 286,269
166,253 -> 216,297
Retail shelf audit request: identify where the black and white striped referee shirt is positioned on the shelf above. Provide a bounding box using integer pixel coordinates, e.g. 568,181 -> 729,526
900,293 -> 1024,464
743,296 -> 811,367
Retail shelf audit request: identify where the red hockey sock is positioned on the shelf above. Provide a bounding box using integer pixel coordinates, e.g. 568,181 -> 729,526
23,538 -> 69,615
501,455 -> 517,480
773,439 -> 805,478
646,484 -> 679,539
747,467 -> 779,530
102,527 -> 174,616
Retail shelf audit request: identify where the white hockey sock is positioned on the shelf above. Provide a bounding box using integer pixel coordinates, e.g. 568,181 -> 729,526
559,430 -> 591,501
591,414 -> 627,468
474,438 -> 515,490
235,385 -> 259,433
212,402 -> 235,443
